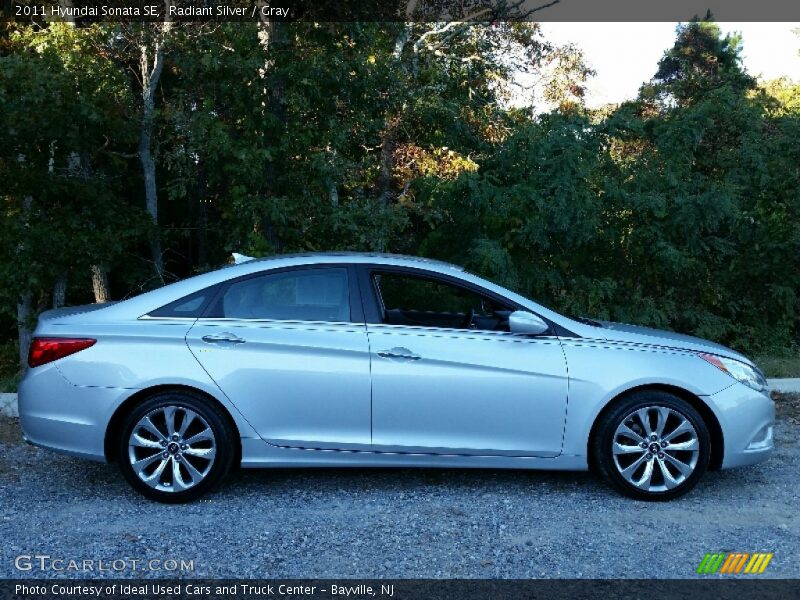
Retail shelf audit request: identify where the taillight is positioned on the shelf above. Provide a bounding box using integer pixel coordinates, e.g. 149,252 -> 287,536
28,338 -> 96,368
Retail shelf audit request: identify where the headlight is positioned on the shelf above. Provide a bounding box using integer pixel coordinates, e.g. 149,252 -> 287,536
699,353 -> 768,393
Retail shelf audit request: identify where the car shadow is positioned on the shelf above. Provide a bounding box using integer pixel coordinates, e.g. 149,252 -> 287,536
224,465 -> 603,496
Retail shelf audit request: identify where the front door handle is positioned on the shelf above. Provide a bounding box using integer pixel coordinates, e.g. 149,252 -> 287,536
201,332 -> 246,344
377,347 -> 421,361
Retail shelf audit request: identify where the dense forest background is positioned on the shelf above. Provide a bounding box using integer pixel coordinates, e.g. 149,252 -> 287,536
1,16 -> 799,384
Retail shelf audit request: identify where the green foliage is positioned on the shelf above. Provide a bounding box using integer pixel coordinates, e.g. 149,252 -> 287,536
418,111 -> 605,298
0,24 -> 149,312
0,19 -> 797,360
644,15 -> 755,108
417,21 -> 799,354
754,350 -> 800,379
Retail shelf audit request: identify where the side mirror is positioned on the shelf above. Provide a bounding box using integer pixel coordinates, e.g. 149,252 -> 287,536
508,311 -> 549,335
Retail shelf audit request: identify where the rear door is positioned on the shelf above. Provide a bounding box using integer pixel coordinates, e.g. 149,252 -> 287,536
186,265 -> 372,450
361,266 -> 568,457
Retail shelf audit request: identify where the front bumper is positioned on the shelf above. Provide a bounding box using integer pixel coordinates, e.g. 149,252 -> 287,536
18,363 -> 132,462
707,383 -> 775,469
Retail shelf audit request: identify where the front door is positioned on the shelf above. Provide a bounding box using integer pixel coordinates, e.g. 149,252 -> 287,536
363,268 -> 568,457
186,265 -> 372,450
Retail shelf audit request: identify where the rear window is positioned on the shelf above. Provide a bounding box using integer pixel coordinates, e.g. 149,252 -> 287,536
217,268 -> 350,322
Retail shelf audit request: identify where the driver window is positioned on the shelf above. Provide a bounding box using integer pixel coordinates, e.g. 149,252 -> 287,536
373,273 -> 512,331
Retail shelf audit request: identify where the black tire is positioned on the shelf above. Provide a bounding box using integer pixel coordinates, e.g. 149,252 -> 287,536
117,391 -> 235,503
592,390 -> 710,501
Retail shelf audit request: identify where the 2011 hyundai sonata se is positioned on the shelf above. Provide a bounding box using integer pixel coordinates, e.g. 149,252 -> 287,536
19,253 -> 774,502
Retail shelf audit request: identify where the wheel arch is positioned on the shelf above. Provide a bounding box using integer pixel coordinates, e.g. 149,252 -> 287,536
104,384 -> 242,466
587,383 -> 724,472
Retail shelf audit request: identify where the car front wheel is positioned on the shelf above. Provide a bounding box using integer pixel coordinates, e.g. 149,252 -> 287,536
593,391 -> 711,501
117,391 -> 235,503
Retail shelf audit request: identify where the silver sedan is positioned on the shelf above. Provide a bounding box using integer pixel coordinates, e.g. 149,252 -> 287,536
18,253 -> 774,502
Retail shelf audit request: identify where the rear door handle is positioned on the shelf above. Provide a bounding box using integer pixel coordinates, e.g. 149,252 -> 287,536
202,332 -> 245,344
377,347 -> 421,361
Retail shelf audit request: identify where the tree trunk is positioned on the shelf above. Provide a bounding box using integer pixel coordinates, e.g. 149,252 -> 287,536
329,181 -> 339,207
17,194 -> 33,372
376,14 -> 419,226
393,0 -> 418,59
257,12 -> 285,252
257,7 -> 277,76
91,265 -> 111,303
52,272 -> 67,309
17,295 -> 32,371
138,23 -> 171,284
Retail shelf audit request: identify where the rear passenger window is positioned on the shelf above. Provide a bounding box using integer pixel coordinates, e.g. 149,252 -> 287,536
220,268 -> 350,322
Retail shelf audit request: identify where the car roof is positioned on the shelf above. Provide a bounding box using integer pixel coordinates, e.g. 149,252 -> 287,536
240,252 -> 465,272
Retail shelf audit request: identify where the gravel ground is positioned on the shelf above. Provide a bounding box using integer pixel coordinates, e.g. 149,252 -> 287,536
1,395 -> 798,579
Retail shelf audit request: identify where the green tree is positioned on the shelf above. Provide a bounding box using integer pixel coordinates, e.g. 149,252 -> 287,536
0,24 -> 147,368
599,18 -> 797,350
642,15 -> 755,109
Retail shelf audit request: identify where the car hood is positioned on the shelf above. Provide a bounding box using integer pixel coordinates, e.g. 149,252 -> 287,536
587,320 -> 753,366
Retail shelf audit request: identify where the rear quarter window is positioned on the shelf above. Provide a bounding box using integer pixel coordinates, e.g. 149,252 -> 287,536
147,286 -> 220,318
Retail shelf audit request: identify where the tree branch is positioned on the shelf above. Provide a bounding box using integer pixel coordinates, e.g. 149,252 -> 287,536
514,0 -> 561,19
412,11 -> 491,56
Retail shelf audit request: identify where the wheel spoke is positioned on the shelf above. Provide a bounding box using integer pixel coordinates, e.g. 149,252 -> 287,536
178,409 -> 197,437
617,423 -> 646,444
139,417 -> 165,441
620,453 -> 648,479
184,446 -> 216,461
142,457 -> 170,484
665,438 -> 699,452
663,451 -> 694,477
185,428 -> 213,446
656,458 -> 680,489
635,408 -> 653,436
663,419 -> 693,442
654,407 -> 670,437
613,441 -> 644,455
163,406 -> 177,437
131,433 -> 162,449
181,456 -> 206,481
171,459 -> 189,491
633,459 -> 654,489
131,451 -> 162,475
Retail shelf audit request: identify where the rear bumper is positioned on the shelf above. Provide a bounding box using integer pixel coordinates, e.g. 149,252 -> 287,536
707,383 -> 775,469
18,363 -> 131,462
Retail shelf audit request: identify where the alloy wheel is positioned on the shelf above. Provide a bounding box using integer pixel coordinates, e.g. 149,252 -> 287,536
127,405 -> 217,493
611,405 -> 700,492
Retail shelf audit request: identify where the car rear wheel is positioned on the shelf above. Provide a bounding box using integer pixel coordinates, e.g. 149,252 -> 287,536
592,390 -> 710,501
117,391 -> 234,503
